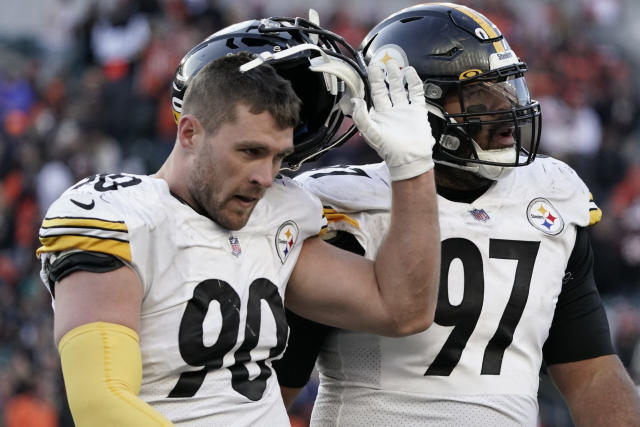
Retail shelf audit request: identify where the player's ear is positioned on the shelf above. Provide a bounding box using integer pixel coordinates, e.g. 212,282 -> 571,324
177,114 -> 203,151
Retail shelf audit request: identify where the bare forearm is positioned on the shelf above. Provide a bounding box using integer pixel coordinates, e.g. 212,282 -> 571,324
375,170 -> 440,334
567,370 -> 640,426
550,356 -> 640,426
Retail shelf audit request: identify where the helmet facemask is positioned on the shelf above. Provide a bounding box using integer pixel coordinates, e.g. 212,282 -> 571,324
429,65 -> 541,180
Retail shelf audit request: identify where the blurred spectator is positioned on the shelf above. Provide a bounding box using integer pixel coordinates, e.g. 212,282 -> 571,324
35,161 -> 73,217
38,0 -> 93,82
589,164 -> 640,296
90,0 -> 151,69
540,84 -> 602,162
613,302 -> 640,378
0,67 -> 36,126
326,7 -> 369,48
581,0 -> 622,27
4,378 -> 58,427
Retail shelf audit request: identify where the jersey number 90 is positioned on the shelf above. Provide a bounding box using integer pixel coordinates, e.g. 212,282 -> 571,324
168,278 -> 287,401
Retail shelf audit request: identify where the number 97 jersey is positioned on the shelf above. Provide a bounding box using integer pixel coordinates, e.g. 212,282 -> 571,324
37,173 -> 326,426
294,160 -> 606,427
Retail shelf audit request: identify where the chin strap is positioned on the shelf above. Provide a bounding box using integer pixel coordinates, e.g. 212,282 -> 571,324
472,141 -> 516,180
434,137 -> 517,180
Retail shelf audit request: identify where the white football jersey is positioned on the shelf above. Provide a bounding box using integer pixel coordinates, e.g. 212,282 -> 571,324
37,172 -> 326,426
295,160 -> 601,427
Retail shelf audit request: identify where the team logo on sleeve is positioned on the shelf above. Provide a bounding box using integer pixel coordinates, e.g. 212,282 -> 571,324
275,220 -> 299,264
527,198 -> 564,235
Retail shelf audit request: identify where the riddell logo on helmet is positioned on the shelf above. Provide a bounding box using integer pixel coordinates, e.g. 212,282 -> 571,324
370,44 -> 409,71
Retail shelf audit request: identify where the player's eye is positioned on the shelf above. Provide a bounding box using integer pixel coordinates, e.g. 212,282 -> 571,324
241,148 -> 263,157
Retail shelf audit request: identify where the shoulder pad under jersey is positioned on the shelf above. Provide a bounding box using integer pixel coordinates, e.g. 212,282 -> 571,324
37,173 -> 166,262
294,162 -> 392,213
524,157 -> 601,227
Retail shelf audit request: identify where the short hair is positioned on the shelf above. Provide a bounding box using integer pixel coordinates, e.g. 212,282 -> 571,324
181,52 -> 301,135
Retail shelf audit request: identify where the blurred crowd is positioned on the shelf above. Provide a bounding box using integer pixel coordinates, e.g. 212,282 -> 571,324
0,0 -> 638,426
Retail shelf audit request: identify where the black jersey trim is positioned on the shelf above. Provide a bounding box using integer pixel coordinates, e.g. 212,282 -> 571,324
273,309 -> 335,387
45,251 -> 125,298
274,231 -> 364,387
543,227 -> 614,364
40,224 -> 129,233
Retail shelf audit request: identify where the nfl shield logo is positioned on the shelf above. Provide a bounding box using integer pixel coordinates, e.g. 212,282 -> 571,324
470,208 -> 490,222
228,235 -> 241,257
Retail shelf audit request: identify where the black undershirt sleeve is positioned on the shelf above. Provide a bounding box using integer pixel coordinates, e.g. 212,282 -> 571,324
274,231 -> 365,388
542,226 -> 615,365
273,309 -> 335,388
43,251 -> 125,298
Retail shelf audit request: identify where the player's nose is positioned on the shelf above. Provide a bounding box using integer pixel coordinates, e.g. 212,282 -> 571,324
249,158 -> 275,188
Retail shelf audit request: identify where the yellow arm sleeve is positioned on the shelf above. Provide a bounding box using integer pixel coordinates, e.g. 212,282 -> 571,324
58,322 -> 174,426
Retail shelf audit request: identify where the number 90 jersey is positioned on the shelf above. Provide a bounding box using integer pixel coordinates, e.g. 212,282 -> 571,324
295,159 -> 602,426
37,173 -> 326,426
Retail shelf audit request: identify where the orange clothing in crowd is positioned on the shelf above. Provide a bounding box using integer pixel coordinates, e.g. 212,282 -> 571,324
4,393 -> 58,427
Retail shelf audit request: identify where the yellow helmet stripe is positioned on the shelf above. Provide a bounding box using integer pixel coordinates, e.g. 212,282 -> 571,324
452,4 -> 505,53
397,4 -> 505,53
36,235 -> 132,262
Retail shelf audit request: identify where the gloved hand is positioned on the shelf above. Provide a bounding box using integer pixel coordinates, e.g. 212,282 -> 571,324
350,61 -> 435,181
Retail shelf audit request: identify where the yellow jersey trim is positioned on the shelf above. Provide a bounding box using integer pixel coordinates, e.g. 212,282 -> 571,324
42,217 -> 128,232
589,208 -> 602,226
323,208 -> 360,229
37,235 -> 132,262
452,4 -> 505,53
588,193 -> 602,226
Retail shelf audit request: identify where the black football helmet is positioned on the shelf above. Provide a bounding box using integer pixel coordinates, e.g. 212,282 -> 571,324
359,3 -> 541,179
172,15 -> 366,170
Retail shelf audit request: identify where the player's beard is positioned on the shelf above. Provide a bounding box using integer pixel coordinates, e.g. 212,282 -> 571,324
188,150 -> 257,231
435,162 -> 494,193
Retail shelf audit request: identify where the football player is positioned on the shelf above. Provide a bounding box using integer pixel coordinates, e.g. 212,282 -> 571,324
275,4 -> 640,426
35,16 -> 441,427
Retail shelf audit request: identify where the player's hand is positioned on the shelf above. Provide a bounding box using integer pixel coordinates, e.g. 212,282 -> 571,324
351,61 -> 435,181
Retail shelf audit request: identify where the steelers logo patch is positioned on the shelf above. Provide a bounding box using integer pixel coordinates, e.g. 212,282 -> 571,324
275,220 -> 299,264
526,198 -> 564,235
370,44 -> 409,71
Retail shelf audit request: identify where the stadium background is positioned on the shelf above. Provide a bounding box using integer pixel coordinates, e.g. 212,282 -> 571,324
0,0 -> 639,425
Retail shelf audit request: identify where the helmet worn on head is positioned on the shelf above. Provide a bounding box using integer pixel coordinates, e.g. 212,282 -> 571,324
172,15 -> 366,170
359,2 -> 541,179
